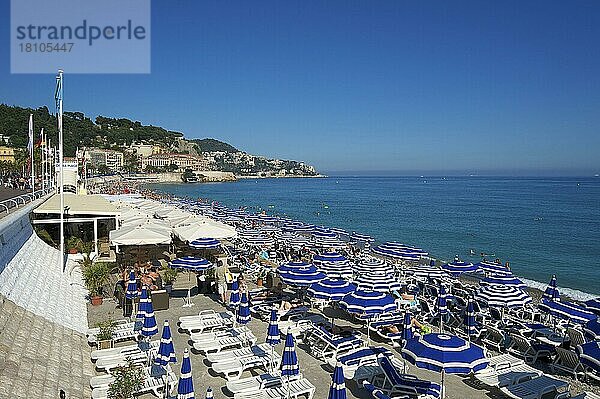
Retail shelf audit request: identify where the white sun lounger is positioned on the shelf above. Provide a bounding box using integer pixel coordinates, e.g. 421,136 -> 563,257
190,326 -> 252,343
179,310 -> 234,330
90,367 -> 177,399
206,343 -> 272,365
499,375 -> 570,399
178,309 -> 228,324
179,312 -> 235,334
87,322 -> 139,345
226,372 -> 302,395
234,377 -> 316,399
211,350 -> 281,381
95,347 -> 157,372
193,333 -> 257,354
474,362 -> 543,388
90,340 -> 159,361
86,319 -> 132,337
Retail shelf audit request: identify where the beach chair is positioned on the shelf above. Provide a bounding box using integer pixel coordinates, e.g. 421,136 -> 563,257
206,342 -> 272,365
499,375 -> 570,399
193,332 -> 257,354
87,321 -> 139,345
211,350 -> 280,380
473,361 -> 542,388
550,347 -> 587,381
482,325 -> 507,352
90,340 -> 159,361
566,327 -> 587,348
570,392 -> 600,399
226,372 -> 303,396
370,355 -> 441,399
325,346 -> 393,380
178,310 -> 235,334
178,309 -> 233,325
508,334 -> 555,364
190,326 -> 252,343
233,377 -> 316,399
362,381 -> 404,399
369,315 -> 406,347
95,348 -> 156,372
304,325 -> 363,361
90,366 -> 177,399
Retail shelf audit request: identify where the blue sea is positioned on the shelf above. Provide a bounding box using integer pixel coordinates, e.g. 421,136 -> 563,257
149,176 -> 600,299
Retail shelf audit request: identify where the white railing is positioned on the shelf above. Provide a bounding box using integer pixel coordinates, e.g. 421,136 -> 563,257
0,187 -> 54,216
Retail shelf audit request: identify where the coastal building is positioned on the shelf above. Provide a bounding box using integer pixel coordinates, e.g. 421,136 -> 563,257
0,145 -> 15,162
56,157 -> 79,193
78,148 -> 124,173
129,143 -> 164,157
140,152 -> 207,171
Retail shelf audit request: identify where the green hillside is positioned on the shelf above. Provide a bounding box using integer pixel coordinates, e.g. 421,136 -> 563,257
190,138 -> 238,153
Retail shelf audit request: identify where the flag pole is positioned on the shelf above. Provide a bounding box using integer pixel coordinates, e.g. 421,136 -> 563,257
41,128 -> 45,191
56,69 -> 65,271
29,114 -> 34,192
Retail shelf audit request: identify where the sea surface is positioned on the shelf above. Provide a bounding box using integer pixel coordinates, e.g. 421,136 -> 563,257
149,176 -> 600,299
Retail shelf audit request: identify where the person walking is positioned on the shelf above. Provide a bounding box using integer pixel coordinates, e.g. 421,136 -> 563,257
214,260 -> 229,305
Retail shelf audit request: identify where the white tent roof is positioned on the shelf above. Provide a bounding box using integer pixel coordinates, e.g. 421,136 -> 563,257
174,221 -> 237,241
110,224 -> 172,245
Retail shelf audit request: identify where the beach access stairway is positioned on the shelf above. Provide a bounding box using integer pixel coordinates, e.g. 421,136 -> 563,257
0,206 -> 89,333
0,293 -> 94,398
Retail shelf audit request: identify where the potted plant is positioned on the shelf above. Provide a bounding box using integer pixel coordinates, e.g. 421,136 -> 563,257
67,236 -> 83,254
82,260 -> 111,305
96,319 -> 116,350
107,360 -> 144,399
161,265 -> 178,294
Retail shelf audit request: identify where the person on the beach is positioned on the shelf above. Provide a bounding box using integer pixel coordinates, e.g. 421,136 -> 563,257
214,260 -> 229,304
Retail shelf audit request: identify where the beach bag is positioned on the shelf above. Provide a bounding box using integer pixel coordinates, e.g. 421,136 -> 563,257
225,271 -> 234,284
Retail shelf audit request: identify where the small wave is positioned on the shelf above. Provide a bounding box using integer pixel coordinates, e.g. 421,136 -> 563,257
520,277 -> 598,302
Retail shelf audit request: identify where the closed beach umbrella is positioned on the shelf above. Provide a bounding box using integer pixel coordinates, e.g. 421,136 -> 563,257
328,362 -> 347,399
204,387 -> 213,399
402,333 -> 488,398
279,265 -> 326,287
481,273 -> 526,289
177,349 -> 194,399
155,320 -> 177,366
441,258 -> 477,276
354,272 -> 402,293
402,312 -> 414,342
125,270 -> 138,299
266,308 -> 281,372
229,280 -> 240,308
237,292 -> 251,325
464,298 -> 477,340
281,329 -> 300,378
307,278 -> 356,301
141,298 -> 158,338
189,237 -> 220,249
543,274 -> 560,301
136,286 -> 151,320
474,261 -> 512,276
475,285 -> 532,309
436,285 -> 448,332
577,342 -> 600,373
584,318 -> 600,340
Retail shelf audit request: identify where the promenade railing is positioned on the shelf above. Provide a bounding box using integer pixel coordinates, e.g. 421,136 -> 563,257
0,187 -> 55,217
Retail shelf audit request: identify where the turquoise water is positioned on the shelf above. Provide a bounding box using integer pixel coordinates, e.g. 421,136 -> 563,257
150,176 -> 600,298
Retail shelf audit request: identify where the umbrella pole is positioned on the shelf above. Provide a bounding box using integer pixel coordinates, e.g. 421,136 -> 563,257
441,369 -> 446,399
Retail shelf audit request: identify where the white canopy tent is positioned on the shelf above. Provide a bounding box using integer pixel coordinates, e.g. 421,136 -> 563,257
174,221 -> 237,241
110,224 -> 172,246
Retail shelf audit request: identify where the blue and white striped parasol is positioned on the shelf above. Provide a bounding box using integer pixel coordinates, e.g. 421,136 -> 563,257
244,235 -> 275,247
312,228 -> 338,238
543,274 -> 560,301
402,312 -> 414,342
436,285 -> 448,316
204,387 -> 213,399
350,232 -> 375,243
170,256 -> 213,272
237,292 -> 251,325
317,260 -> 353,279
474,261 -> 512,276
577,342 -> 600,373
314,252 -> 347,264
405,265 -> 447,279
539,298 -> 597,324
141,296 -> 158,337
189,237 -> 220,249
584,298 -> 600,315
229,280 -> 240,308
354,272 -> 402,293
307,278 -> 356,301
279,260 -> 312,273
266,308 -> 281,345
353,257 -> 392,275
155,320 -> 176,366
125,270 -> 138,299
584,318 -> 600,340
328,361 -> 347,399
136,286 -> 151,320
481,273 -> 526,289
441,258 -> 478,275
475,285 -> 532,308
340,290 -> 396,317
371,245 -> 421,261
464,297 -> 477,339
177,349 -> 194,399
402,333 -> 488,398
280,329 -> 300,377
279,265 -> 326,287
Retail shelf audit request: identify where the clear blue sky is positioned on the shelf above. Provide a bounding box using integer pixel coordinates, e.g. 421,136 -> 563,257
1,1 -> 599,175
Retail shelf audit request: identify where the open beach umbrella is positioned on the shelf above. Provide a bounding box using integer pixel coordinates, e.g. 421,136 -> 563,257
177,349 -> 194,399
307,278 -> 356,301
577,342 -> 600,373
371,245 -> 420,261
350,232 -> 375,243
136,286 -> 151,320
474,261 -> 512,276
266,308 -> 281,372
584,299 -> 600,315
354,272 -> 402,293
543,274 -> 560,301
584,318 -> 600,340
328,362 -> 347,399
141,297 -> 159,338
245,235 -> 275,247
279,265 -> 326,287
480,273 -> 526,289
189,237 -> 220,249
353,257 -> 393,275
539,298 -> 597,324
402,333 -> 488,398
436,285 -> 449,332
441,258 -> 477,276
125,270 -> 138,299
318,260 -> 354,279
279,260 -> 312,273
340,290 -> 396,345
474,284 -> 532,309
464,298 -> 477,341
170,256 -> 213,272
229,280 -> 240,308
405,265 -> 447,279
